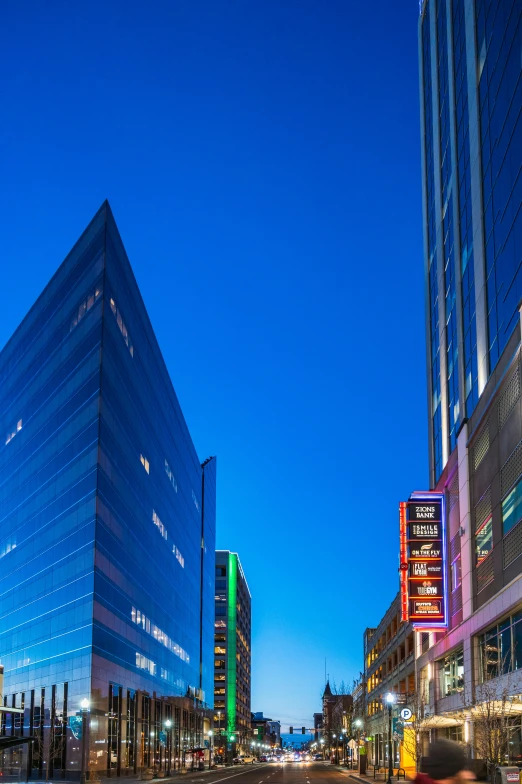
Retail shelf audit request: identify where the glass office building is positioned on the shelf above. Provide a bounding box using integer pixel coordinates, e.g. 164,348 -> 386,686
420,0 -> 521,485
0,203 -> 216,778
415,0 -> 522,742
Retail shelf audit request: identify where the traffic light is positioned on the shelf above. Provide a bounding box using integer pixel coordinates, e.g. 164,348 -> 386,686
289,727 -> 293,734
302,727 -> 305,734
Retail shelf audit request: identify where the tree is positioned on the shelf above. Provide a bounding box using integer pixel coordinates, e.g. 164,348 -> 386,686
472,656 -> 522,779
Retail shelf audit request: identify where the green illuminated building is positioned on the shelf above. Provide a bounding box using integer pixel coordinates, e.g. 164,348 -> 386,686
214,551 -> 251,754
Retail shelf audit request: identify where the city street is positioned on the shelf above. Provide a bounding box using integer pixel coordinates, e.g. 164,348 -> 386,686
168,762 -> 350,784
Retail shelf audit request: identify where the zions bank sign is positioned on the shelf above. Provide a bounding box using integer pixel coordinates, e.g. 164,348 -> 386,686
399,493 -> 448,629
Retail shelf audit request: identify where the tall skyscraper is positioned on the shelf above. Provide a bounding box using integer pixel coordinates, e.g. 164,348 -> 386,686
0,203 -> 216,778
421,0 -> 521,484
214,551 -> 251,758
415,0 -> 522,742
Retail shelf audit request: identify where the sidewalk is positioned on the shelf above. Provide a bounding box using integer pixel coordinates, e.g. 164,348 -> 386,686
331,765 -> 411,783
32,766 -> 238,784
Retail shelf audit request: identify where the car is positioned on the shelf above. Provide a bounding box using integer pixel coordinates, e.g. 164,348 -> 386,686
259,755 -> 268,762
313,753 -> 323,761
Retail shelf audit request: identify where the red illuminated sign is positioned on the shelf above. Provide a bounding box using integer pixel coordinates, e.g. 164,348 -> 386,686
399,502 -> 408,622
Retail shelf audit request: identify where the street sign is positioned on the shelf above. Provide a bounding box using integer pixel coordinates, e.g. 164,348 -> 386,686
400,708 -> 412,721
395,694 -> 407,705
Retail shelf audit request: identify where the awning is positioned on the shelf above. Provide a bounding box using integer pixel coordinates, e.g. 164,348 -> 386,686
0,736 -> 35,750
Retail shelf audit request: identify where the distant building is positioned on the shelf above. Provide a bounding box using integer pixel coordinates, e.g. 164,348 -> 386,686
267,720 -> 282,747
332,694 -> 353,737
214,552 -> 251,754
351,674 -> 366,727
251,714 -> 281,748
321,681 -> 337,739
320,681 -> 353,760
313,712 -> 323,741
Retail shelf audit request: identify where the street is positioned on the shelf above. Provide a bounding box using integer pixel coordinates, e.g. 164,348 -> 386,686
172,762 -> 350,784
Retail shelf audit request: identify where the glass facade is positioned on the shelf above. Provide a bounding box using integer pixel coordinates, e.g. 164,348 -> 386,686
421,0 -> 521,482
437,647 -> 464,696
479,611 -> 522,679
476,0 -> 522,369
437,0 -> 461,453
423,4 -> 444,480
0,203 -> 216,778
452,0 -> 478,413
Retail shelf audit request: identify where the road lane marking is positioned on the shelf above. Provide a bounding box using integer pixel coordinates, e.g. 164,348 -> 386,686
196,765 -> 270,784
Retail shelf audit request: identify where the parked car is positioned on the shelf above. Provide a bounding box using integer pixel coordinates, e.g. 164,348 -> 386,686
313,753 -> 323,761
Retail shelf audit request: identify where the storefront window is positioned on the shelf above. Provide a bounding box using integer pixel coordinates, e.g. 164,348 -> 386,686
445,726 -> 463,742
438,648 -> 464,697
478,614 -> 522,680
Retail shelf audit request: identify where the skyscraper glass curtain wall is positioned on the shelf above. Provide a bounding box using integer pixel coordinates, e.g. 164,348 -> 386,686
420,0 -> 521,483
0,203 -> 216,778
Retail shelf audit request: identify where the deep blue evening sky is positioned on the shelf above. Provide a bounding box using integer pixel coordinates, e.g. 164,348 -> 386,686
1,1 -> 426,728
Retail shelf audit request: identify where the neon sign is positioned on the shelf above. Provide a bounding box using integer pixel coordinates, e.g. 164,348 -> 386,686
400,492 -> 448,629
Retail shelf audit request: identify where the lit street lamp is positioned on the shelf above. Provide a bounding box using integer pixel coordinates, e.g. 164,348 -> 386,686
208,730 -> 213,770
385,693 -> 395,784
165,719 -> 172,775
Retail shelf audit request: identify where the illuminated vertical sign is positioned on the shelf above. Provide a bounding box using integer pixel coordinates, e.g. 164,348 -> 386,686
404,492 -> 448,629
399,502 -> 408,622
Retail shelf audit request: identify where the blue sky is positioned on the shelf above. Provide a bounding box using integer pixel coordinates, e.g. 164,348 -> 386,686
1,0 -> 427,728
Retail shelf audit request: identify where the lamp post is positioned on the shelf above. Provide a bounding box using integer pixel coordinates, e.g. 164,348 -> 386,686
385,694 -> 395,784
165,720 -> 172,775
80,699 -> 89,784
320,738 -> 325,760
332,734 -> 337,765
208,731 -> 213,770
354,719 -> 362,768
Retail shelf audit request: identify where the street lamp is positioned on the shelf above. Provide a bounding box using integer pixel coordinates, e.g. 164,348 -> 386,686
354,719 -> 362,769
80,699 -> 90,784
208,731 -> 213,770
165,719 -> 172,775
333,734 -> 337,765
385,693 -> 395,784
